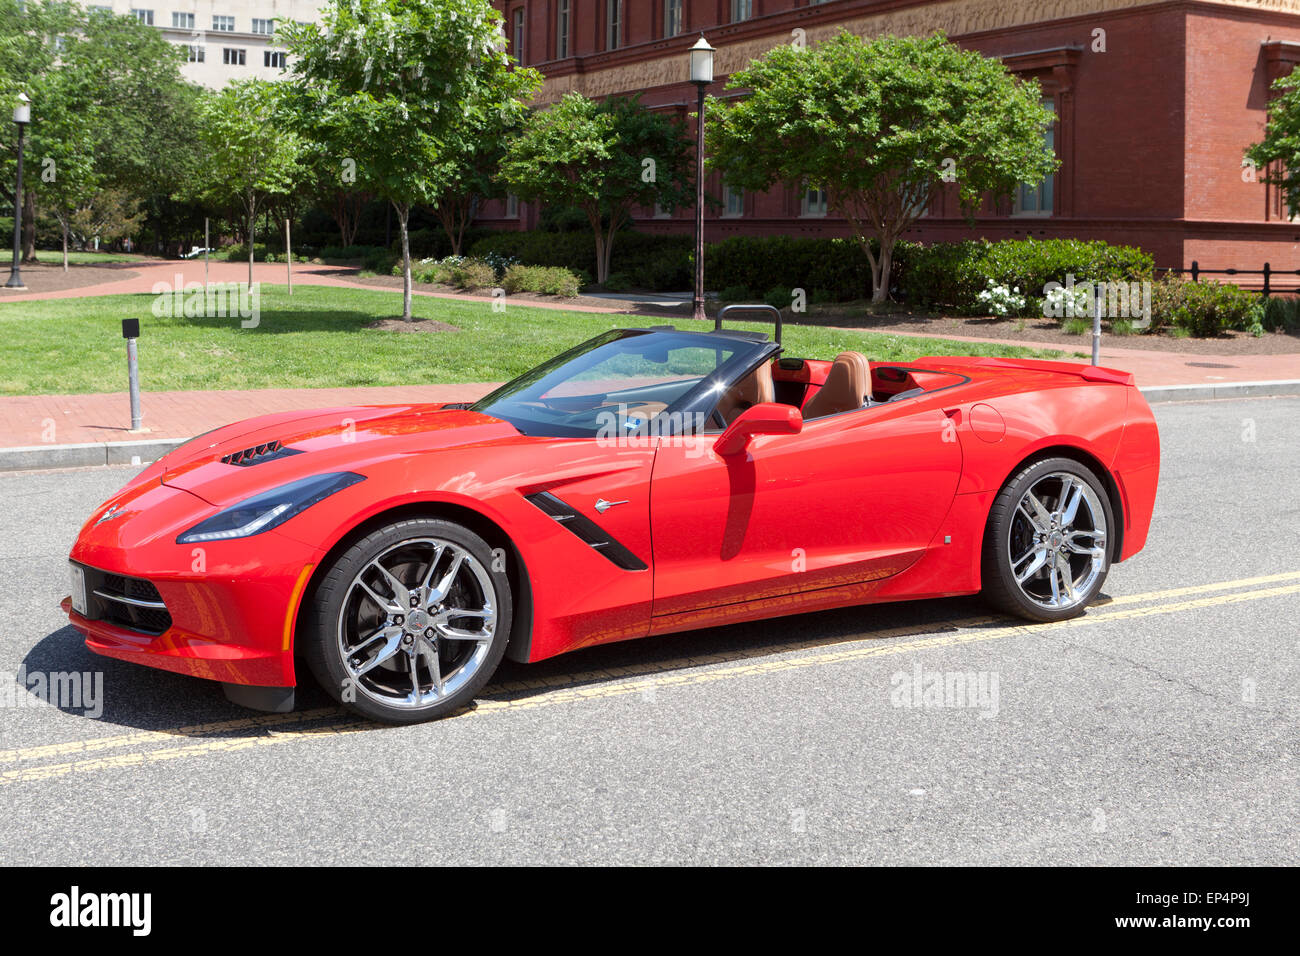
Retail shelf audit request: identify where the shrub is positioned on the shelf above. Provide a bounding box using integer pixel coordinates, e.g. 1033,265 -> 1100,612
470,230 -> 691,291
602,272 -> 633,292
1262,295 -> 1300,332
899,238 -> 1154,315
975,281 -> 1027,316
719,284 -> 754,302
763,286 -> 794,309
501,264 -> 582,297
705,235 -> 883,302
319,244 -> 389,263
447,258 -> 497,291
1150,274 -> 1261,336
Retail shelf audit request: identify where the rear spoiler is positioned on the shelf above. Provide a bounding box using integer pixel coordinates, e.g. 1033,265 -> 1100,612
917,355 -> 1136,386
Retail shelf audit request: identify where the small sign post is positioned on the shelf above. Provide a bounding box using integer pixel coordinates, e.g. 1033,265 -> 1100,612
1091,283 -> 1103,367
122,318 -> 142,431
204,217 -> 209,285
285,218 -> 292,295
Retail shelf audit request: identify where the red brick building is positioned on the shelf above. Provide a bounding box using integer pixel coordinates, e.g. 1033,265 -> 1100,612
484,0 -> 1300,272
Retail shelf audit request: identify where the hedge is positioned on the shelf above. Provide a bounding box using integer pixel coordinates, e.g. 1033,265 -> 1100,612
469,230 -> 692,291
899,238 -> 1155,314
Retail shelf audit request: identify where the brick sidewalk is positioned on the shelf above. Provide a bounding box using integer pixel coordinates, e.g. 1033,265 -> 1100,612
1,383 -> 500,449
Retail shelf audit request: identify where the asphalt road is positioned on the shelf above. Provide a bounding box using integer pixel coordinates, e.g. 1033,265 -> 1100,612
1,397 -> 1296,865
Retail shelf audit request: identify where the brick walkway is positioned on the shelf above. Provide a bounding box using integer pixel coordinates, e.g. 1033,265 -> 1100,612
0,383 -> 501,449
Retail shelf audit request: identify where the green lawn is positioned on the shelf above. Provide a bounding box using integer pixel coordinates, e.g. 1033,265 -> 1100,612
28,250 -> 148,265
0,283 -> 1070,395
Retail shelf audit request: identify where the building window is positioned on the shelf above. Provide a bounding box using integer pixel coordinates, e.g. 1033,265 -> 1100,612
213,15 -> 235,32
171,12 -> 194,29
664,0 -> 683,37
653,201 -> 673,219
723,183 -> 744,217
223,47 -> 246,65
1013,100 -> 1056,216
186,44 -> 205,63
509,6 -> 525,62
606,0 -> 622,50
731,0 -> 752,22
251,18 -> 275,35
264,50 -> 286,68
131,9 -> 154,26
506,194 -> 520,219
556,0 -> 570,58
802,185 -> 828,217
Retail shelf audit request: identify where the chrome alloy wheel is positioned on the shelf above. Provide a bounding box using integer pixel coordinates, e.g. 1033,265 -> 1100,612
336,537 -> 497,709
1007,471 -> 1108,611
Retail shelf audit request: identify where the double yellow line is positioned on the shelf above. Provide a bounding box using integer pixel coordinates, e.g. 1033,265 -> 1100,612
3,571 -> 1298,787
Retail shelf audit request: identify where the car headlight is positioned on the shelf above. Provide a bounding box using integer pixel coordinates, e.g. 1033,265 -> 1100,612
176,472 -> 365,544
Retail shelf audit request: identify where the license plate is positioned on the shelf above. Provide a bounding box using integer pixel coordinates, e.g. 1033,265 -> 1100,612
69,563 -> 87,616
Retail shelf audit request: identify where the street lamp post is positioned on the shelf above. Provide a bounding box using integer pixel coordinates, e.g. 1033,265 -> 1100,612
4,93 -> 31,291
689,36 -> 714,322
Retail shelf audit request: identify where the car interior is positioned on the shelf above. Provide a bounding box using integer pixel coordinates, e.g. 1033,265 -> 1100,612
713,351 -> 955,425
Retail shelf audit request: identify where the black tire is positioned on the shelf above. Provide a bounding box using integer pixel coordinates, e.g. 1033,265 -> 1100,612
304,517 -> 513,724
981,457 -> 1115,622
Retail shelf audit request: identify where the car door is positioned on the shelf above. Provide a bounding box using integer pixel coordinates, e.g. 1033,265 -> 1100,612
648,397 -> 963,621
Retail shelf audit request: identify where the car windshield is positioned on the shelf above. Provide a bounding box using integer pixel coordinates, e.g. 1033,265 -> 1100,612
471,329 -> 767,437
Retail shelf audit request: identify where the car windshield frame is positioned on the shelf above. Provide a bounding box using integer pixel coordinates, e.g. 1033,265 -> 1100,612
470,328 -> 778,438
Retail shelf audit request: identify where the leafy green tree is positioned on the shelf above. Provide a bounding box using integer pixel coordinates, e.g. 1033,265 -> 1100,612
500,93 -> 695,284
1246,71 -> 1300,217
193,80 -> 304,286
707,31 -> 1058,302
284,0 -> 540,320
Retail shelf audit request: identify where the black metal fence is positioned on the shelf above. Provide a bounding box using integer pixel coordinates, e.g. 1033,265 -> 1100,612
1159,262 -> 1300,297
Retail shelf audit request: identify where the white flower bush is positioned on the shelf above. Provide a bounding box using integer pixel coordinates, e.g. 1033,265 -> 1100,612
975,281 -> 1026,316
1042,283 -> 1092,319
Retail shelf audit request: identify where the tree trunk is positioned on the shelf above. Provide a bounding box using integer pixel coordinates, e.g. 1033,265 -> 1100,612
21,189 -> 36,262
601,220 -> 619,287
872,238 -> 895,304
247,197 -> 256,289
397,202 -> 412,321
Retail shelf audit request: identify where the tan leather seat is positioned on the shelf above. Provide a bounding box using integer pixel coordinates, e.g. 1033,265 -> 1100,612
716,360 -> 775,424
802,351 -> 872,419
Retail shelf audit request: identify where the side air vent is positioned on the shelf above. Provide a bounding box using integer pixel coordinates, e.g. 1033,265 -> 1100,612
221,440 -> 302,467
524,492 -> 648,571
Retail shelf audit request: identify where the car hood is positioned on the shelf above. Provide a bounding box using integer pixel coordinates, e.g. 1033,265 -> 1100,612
145,403 -> 521,507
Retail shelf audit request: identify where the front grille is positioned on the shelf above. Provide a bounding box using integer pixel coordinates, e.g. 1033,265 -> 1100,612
80,566 -> 173,636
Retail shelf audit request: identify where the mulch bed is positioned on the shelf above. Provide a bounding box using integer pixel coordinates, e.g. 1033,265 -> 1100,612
365,317 -> 460,333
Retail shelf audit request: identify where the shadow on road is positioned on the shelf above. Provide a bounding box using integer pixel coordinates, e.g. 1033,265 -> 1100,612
20,593 -> 999,734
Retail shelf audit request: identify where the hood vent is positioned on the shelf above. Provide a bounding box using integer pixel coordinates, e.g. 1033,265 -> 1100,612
221,440 -> 303,467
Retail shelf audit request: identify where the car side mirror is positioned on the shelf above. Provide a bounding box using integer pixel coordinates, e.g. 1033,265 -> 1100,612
714,403 -> 803,456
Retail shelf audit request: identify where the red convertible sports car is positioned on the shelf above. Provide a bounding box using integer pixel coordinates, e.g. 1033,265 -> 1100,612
64,318 -> 1160,723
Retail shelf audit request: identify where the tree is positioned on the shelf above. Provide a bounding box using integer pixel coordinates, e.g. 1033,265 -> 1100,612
284,0 -> 540,320
31,72 -> 100,269
1246,71 -> 1300,217
707,31 -> 1058,302
193,80 -> 303,286
500,93 -> 695,284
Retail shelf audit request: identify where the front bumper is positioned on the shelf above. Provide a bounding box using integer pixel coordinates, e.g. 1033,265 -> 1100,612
66,538 -> 319,689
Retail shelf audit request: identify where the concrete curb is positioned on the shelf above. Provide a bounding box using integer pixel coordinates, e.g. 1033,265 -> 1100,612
0,438 -> 186,473
1138,379 -> 1300,403
1,379 -> 1297,473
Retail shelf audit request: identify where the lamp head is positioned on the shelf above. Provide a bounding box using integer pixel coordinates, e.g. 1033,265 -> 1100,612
689,36 -> 714,86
